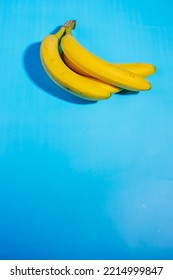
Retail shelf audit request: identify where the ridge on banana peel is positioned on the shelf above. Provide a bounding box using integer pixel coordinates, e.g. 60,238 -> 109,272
61,27 -> 152,91
40,20 -> 116,101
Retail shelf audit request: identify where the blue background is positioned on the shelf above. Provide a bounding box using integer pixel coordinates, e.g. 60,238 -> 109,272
0,0 -> 173,260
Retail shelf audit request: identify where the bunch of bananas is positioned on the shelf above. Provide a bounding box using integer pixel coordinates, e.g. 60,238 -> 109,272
40,20 -> 156,101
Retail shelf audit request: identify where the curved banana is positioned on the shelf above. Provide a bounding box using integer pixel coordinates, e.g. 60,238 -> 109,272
115,63 -> 156,77
62,53 -> 156,94
61,33 -> 151,91
62,53 -> 156,78
40,21 -> 114,101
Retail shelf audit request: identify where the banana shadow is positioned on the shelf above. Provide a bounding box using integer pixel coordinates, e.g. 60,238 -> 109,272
23,26 -> 95,105
117,90 -> 139,95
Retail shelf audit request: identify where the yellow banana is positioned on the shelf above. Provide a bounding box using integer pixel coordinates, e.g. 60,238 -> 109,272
40,21 -> 115,101
62,53 -> 156,94
62,53 -> 155,78
61,32 -> 151,91
114,63 -> 156,77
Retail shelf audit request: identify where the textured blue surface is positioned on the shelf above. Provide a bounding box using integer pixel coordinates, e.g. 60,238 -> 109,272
0,0 -> 173,260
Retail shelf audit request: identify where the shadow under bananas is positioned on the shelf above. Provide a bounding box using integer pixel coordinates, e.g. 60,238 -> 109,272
23,26 -> 95,105
117,90 -> 139,95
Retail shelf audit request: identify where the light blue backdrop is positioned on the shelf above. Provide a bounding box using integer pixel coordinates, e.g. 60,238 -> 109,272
0,0 -> 173,260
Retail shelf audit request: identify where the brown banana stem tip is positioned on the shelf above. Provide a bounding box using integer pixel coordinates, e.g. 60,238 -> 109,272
63,20 -> 76,30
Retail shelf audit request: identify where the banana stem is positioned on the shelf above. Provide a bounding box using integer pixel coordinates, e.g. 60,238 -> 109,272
64,20 -> 76,34
54,27 -> 66,39
54,20 -> 76,38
